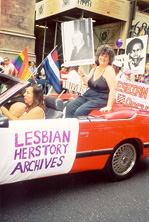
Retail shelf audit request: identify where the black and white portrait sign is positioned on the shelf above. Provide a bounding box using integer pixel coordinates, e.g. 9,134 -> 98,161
124,35 -> 148,75
61,18 -> 95,67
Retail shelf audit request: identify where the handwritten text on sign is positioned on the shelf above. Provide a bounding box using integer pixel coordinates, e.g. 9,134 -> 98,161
0,119 -> 79,184
116,80 -> 149,110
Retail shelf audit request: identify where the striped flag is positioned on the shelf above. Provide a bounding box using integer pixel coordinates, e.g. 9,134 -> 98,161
138,27 -> 144,36
43,49 -> 61,93
11,48 -> 31,80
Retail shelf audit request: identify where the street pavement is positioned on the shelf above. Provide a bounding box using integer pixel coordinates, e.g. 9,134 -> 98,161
0,158 -> 148,222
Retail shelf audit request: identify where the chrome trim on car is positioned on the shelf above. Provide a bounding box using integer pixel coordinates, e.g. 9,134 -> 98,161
80,132 -> 89,135
88,113 -> 137,122
143,143 -> 149,148
76,148 -> 113,158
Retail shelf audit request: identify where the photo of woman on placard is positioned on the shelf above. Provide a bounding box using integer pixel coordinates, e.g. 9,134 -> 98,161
61,18 -> 94,67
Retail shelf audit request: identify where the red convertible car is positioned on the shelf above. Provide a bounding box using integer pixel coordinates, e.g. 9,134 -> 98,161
0,73 -> 149,185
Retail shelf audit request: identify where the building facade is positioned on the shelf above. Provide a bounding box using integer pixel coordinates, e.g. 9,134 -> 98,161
0,0 -> 36,61
35,0 -> 148,66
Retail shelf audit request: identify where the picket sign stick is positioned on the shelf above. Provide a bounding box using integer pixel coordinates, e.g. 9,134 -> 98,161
27,45 -> 58,81
79,65 -> 83,89
58,90 -> 65,98
47,86 -> 53,96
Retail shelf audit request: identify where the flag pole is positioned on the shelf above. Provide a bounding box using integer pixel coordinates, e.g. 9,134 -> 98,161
58,90 -> 65,98
36,45 -> 58,72
47,86 -> 53,96
27,45 -> 58,81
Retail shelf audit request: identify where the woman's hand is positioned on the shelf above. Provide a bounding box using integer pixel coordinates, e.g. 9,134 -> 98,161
100,105 -> 112,112
78,66 -> 85,77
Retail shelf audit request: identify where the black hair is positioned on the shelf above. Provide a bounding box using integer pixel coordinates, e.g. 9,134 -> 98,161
72,66 -> 79,72
126,38 -> 144,55
29,84 -> 44,109
96,45 -> 115,65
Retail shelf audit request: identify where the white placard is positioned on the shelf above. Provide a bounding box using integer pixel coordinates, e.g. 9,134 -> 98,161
0,118 -> 79,184
116,79 -> 149,110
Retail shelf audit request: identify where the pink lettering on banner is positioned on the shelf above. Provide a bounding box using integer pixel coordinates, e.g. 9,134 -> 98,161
12,130 -> 72,176
34,131 -> 41,144
116,80 -> 149,111
10,156 -> 65,175
15,130 -> 71,148
15,133 -> 24,147
42,131 -> 49,143
125,97 -> 145,109
25,132 -> 33,146
129,84 -> 137,96
116,81 -> 149,99
141,87 -> 148,99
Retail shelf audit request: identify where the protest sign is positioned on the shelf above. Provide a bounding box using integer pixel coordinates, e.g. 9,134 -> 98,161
116,79 -> 149,110
0,118 -> 79,184
62,80 -> 88,95
61,18 -> 95,67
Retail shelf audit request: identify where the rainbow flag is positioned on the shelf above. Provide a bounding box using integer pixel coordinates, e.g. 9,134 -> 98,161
11,48 -> 31,80
138,27 -> 144,36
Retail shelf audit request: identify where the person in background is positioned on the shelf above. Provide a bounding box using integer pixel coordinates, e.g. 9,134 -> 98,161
144,62 -> 149,84
4,57 -> 15,75
66,44 -> 116,118
1,85 -> 45,120
67,66 -> 80,94
121,70 -> 133,81
0,56 -> 4,64
145,62 -> 149,75
59,64 -> 69,81
29,61 -> 37,76
112,60 -> 122,79
67,66 -> 73,73
139,62 -> 149,84
0,61 -> 5,73
28,61 -> 32,67
38,66 -> 50,95
59,64 -> 69,93
28,61 -> 37,84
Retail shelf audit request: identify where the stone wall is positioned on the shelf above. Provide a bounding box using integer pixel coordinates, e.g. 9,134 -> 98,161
0,0 -> 36,62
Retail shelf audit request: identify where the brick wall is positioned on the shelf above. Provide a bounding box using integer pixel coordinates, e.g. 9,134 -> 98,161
0,0 -> 36,61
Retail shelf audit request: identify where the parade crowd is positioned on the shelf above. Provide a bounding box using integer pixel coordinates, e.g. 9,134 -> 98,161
0,43 -> 149,121
1,55 -> 149,96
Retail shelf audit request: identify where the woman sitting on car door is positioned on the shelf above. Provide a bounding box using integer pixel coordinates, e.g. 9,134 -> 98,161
1,84 -> 45,120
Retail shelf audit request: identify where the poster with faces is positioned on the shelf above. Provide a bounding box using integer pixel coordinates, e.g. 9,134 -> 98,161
61,18 -> 95,67
124,35 -> 148,75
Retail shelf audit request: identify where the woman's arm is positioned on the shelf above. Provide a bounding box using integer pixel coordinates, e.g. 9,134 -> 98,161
1,106 -> 44,120
78,66 -> 94,86
100,66 -> 116,112
31,73 -> 37,84
9,102 -> 27,118
19,107 -> 44,120
1,106 -> 18,120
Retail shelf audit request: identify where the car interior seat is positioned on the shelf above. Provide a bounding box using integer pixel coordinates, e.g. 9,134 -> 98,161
44,95 -> 63,119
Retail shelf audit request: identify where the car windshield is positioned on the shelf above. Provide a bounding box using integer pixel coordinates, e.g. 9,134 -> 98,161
0,76 -> 18,95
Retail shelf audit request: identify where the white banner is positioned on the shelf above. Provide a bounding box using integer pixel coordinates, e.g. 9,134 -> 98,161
116,79 -> 149,110
63,80 -> 88,95
0,118 -> 79,185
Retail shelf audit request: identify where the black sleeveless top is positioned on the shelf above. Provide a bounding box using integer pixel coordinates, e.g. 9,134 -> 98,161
83,69 -> 109,101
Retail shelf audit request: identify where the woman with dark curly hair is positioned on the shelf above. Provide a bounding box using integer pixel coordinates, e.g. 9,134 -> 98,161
66,44 -> 116,117
1,84 -> 45,120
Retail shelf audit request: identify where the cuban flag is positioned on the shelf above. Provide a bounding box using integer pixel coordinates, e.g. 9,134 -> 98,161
43,49 -> 61,93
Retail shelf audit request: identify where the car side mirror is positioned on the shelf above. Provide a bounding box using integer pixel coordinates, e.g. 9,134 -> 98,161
0,116 -> 9,128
